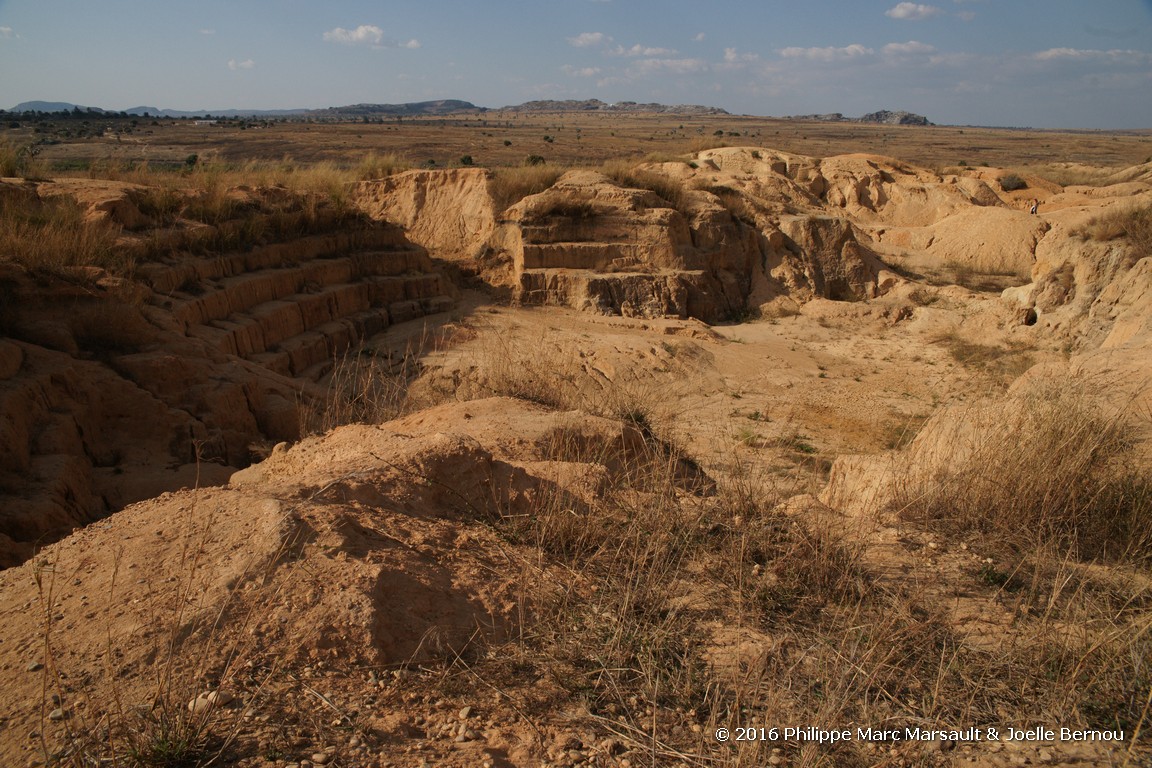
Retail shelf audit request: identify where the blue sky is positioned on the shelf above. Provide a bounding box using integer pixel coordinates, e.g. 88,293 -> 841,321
1,1 -> 1150,128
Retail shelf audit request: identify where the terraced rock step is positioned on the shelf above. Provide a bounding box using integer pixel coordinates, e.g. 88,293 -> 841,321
143,229 -> 456,377
0,220 -> 460,567
518,267 -> 739,320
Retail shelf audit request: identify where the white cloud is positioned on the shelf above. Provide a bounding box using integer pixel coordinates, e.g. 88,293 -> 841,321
779,44 -> 874,62
719,48 -> 761,70
567,32 -> 610,48
200,29 -> 216,35
693,33 -> 706,42
228,58 -> 255,70
724,48 -> 760,63
883,40 -> 936,55
1032,47 -> 1151,64
629,58 -> 708,76
0,26 -> 13,39
562,65 -> 602,77
610,43 -> 678,57
323,25 -> 419,49
885,3 -> 944,20
324,25 -> 384,46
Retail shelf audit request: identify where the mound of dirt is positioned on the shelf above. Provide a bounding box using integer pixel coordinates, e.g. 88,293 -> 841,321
0,397 -> 676,765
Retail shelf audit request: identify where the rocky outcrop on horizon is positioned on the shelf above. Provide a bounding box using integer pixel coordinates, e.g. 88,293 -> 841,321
784,110 -> 932,125
503,99 -> 728,115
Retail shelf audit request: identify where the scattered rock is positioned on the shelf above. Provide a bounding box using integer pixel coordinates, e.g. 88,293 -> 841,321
187,690 -> 234,715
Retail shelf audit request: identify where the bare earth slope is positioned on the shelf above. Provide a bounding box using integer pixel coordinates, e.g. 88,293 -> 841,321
1,146 -> 1151,766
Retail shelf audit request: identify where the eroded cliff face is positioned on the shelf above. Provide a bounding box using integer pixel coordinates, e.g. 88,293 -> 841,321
3,150 -> 1152,767
351,148 -> 1103,324
351,168 -> 497,266
0,182 -> 458,566
352,152 -> 912,321
4,146 -> 1149,567
822,163 -> 1152,522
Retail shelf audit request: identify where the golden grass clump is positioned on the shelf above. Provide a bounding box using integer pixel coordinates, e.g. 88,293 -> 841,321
895,379 -> 1152,565
0,194 -> 131,274
0,140 -> 47,178
1076,203 -> 1152,253
487,163 -> 564,214
600,159 -> 689,212
354,151 -> 412,181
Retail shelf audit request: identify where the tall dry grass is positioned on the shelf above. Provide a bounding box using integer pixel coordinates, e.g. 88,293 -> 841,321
1075,203 -> 1152,254
1,140 -> 42,178
402,335 -> 1152,764
894,380 -> 1152,564
298,348 -> 423,436
0,194 -> 132,274
487,163 -> 565,214
600,159 -> 690,212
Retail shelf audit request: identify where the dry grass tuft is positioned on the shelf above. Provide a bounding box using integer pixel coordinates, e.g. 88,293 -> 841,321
1075,204 -> 1152,253
354,151 -> 412,181
1024,163 -> 1116,188
1,140 -> 46,178
600,159 -> 689,212
895,379 -> 1152,565
31,494 -> 276,768
487,164 -> 565,214
299,348 -> 422,436
414,335 -> 1152,762
0,194 -> 131,275
929,327 -> 1036,383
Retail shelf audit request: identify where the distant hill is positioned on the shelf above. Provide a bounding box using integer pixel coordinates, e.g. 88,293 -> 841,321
7,101 -> 308,118
11,98 -> 929,123
307,100 -> 482,118
503,99 -> 728,115
124,107 -> 309,118
11,101 -> 106,114
859,110 -> 931,126
785,110 -> 932,126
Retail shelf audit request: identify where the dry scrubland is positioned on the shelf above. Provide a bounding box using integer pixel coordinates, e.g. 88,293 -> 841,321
0,115 -> 1151,768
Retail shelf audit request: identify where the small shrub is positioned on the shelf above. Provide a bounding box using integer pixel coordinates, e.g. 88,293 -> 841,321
999,173 -> 1028,191
529,198 -> 597,221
